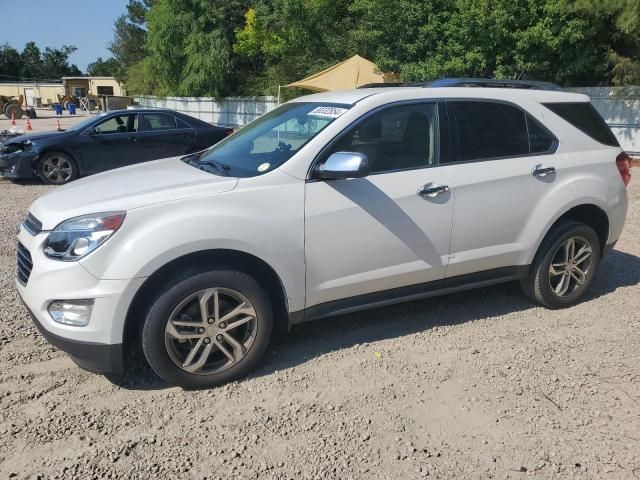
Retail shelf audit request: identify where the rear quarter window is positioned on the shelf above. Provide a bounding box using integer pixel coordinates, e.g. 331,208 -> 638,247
543,102 -> 619,147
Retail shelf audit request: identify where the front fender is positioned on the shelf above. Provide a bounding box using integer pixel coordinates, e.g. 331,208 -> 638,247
80,176 -> 306,311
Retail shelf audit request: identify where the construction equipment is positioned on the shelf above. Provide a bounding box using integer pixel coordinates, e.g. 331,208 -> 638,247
57,94 -> 99,111
1,95 -> 24,119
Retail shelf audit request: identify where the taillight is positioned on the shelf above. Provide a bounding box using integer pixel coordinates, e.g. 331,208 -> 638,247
616,151 -> 632,186
224,128 -> 234,137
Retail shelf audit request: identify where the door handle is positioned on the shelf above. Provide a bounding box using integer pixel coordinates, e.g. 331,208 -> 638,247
532,165 -> 556,177
128,136 -> 137,142
418,183 -> 450,198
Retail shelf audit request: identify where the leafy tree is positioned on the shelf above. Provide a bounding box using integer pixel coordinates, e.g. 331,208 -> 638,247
571,0 -> 640,84
109,0 -> 152,81
87,57 -> 122,76
0,42 -> 80,80
136,0 -> 251,97
20,42 -> 43,79
41,45 -> 82,78
0,44 -> 22,80
234,0 -> 357,95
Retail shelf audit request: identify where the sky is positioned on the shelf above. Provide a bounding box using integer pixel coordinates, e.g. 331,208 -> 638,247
0,0 -> 129,73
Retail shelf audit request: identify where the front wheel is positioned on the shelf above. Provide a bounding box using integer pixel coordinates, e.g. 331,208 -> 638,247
142,269 -> 273,388
521,220 -> 601,309
37,152 -> 78,184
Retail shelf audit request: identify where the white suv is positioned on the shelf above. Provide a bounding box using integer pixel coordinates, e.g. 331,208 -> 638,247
16,86 -> 631,388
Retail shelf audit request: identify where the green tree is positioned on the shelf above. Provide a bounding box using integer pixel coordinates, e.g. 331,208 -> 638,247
571,0 -> 640,84
109,0 -> 152,82
87,57 -> 122,76
41,45 -> 82,78
135,0 -> 251,97
347,0 -> 616,85
20,42 -> 43,79
0,44 -> 22,80
234,0 -> 357,95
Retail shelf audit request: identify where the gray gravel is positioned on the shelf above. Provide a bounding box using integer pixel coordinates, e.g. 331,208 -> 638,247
1,177 -> 639,479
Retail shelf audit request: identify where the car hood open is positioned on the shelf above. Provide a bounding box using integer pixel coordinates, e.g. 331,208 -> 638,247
30,156 -> 238,229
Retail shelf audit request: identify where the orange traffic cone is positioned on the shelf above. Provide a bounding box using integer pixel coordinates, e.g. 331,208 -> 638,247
56,119 -> 62,131
25,117 -> 33,131
10,112 -> 16,126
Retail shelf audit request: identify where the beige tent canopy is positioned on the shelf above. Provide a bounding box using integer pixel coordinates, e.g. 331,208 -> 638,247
283,54 -> 396,92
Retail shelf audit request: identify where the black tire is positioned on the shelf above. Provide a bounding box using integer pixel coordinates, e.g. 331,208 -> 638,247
37,152 -> 78,185
142,269 -> 273,389
521,220 -> 601,308
4,103 -> 23,119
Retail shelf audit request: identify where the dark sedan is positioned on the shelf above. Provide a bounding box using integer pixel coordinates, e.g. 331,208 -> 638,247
0,109 -> 233,184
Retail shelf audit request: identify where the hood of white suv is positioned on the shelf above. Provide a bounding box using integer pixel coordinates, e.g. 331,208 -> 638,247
30,157 -> 238,229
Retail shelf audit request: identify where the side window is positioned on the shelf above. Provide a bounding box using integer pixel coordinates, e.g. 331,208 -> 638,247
141,113 -> 178,131
451,101 -> 529,161
94,114 -> 137,134
527,114 -> 555,153
326,103 -> 439,174
176,117 -> 191,129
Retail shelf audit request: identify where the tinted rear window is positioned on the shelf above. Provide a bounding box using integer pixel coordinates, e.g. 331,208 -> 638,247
543,102 -> 619,147
451,101 -> 530,161
527,114 -> 556,153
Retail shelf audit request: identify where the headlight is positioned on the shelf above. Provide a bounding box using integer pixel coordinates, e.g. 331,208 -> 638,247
1,140 -> 32,154
43,212 -> 126,261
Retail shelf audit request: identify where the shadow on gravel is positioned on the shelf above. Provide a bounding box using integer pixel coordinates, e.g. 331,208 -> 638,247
109,249 -> 640,390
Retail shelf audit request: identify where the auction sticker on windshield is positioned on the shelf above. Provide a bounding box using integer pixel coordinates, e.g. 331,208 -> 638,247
308,106 -> 348,119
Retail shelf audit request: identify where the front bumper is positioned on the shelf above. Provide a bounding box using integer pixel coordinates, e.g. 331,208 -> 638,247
15,225 -> 145,375
22,299 -> 123,374
0,150 -> 38,179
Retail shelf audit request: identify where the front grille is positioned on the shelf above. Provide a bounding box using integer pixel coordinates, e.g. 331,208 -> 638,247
23,213 -> 43,236
16,242 -> 33,285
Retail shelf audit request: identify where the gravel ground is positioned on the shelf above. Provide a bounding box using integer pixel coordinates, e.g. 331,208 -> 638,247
0,177 -> 638,480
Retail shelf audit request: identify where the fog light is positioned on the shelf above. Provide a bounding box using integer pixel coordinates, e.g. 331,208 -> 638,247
48,299 -> 94,326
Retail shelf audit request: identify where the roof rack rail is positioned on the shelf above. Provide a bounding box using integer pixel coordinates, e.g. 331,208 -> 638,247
358,78 -> 563,91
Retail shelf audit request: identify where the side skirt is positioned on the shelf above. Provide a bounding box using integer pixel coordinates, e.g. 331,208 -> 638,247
288,265 -> 529,327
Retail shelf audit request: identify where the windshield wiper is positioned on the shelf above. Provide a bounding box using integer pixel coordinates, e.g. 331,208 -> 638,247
184,157 -> 231,176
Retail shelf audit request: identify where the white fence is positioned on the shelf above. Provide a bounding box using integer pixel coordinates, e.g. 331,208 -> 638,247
134,95 -> 278,128
137,88 -> 640,154
568,87 -> 640,155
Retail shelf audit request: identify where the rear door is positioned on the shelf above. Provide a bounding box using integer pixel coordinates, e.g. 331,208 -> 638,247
137,112 -> 196,161
444,99 -> 571,278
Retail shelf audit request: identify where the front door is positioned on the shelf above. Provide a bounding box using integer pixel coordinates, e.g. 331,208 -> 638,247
75,113 -> 140,173
305,102 -> 455,310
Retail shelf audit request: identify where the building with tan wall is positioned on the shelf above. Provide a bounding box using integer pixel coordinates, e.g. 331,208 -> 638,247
0,76 -> 126,106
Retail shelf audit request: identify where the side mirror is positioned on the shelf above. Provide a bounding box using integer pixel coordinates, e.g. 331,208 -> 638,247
82,127 -> 97,136
316,152 -> 370,180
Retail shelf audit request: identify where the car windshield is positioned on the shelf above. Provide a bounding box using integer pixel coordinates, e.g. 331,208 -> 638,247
184,102 -> 350,177
66,114 -> 107,132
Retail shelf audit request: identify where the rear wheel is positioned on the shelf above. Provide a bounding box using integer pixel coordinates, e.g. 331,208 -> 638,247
521,221 -> 601,308
142,269 -> 273,388
4,103 -> 23,119
37,152 -> 78,185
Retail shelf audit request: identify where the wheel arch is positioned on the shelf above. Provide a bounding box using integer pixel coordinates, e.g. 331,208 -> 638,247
123,248 -> 290,350
533,203 -> 609,262
33,148 -> 79,174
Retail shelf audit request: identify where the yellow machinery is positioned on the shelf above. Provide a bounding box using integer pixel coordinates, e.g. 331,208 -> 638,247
57,94 -> 99,111
0,95 -> 24,119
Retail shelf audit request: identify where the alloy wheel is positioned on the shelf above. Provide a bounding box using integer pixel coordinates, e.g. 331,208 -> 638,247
548,236 -> 593,297
164,288 -> 258,375
42,156 -> 73,184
